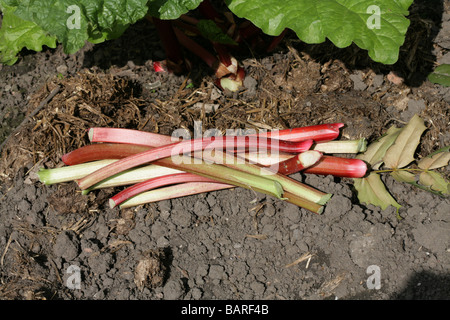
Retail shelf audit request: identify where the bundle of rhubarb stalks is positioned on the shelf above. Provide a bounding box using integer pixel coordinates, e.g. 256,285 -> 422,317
37,123 -> 368,214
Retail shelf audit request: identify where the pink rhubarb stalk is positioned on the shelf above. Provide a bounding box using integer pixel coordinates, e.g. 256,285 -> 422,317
87,123 -> 343,148
109,172 -> 217,208
88,127 -> 173,148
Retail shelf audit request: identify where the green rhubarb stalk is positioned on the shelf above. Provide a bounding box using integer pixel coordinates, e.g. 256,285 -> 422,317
37,160 -> 117,184
198,150 -> 330,205
82,164 -> 183,194
155,155 -> 285,199
312,138 -> 367,154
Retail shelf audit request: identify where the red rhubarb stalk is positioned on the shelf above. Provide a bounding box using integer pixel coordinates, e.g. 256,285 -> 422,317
77,136 -> 313,190
62,143 -> 150,166
198,0 -> 224,24
256,123 -> 344,142
173,26 -> 219,70
303,156 -> 367,178
151,17 -> 186,74
276,150 -> 323,175
266,28 -> 288,53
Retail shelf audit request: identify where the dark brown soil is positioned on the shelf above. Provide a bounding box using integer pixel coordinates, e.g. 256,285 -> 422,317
0,0 -> 449,301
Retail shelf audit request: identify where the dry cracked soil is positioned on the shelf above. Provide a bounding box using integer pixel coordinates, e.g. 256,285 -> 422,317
0,0 -> 449,302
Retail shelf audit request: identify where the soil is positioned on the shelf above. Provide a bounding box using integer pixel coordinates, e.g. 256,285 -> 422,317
0,0 -> 449,300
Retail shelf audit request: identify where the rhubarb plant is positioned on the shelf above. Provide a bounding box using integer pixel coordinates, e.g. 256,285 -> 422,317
1,0 -> 414,68
428,64 -> 450,87
354,114 -> 450,215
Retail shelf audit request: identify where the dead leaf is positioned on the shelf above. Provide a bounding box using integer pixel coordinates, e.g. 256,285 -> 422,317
357,125 -> 402,169
419,171 -> 450,195
383,114 -> 426,169
418,149 -> 450,170
354,173 -> 402,211
390,170 -> 416,183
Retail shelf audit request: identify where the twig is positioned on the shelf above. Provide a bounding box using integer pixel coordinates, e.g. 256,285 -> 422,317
285,252 -> 313,268
0,234 -> 13,267
0,85 -> 61,154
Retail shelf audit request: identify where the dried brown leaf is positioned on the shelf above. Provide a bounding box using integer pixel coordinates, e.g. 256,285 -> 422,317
383,114 -> 426,169
418,151 -> 450,170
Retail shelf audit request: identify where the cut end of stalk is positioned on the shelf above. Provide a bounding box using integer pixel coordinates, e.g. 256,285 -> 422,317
37,169 -> 51,185
298,150 -> 322,168
219,77 -> 242,92
88,128 -> 94,142
109,198 -> 117,209
358,138 -> 368,153
318,193 -> 333,205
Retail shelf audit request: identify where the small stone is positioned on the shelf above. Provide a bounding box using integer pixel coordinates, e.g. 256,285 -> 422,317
56,64 -> 68,75
387,71 -> 404,85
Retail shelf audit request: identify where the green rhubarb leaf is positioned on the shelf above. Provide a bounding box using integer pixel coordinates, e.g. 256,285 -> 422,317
197,19 -> 238,45
383,114 -> 427,169
225,0 -> 414,64
147,0 -> 203,19
0,4 -> 57,65
428,64 -> 450,87
3,0 -> 149,54
354,172 -> 402,211
357,125 -> 402,169
419,171 -> 450,195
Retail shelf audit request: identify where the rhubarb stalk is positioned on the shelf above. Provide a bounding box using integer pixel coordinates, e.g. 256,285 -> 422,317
109,173 -> 217,208
38,160 -> 117,185
151,17 -> 186,74
77,136 -> 313,190
87,123 -> 344,148
303,156 -> 367,178
312,138 -> 367,154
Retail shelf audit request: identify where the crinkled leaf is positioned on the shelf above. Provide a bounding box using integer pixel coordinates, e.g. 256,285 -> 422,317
419,171 -> 450,195
225,0 -> 414,64
354,173 -> 402,210
357,125 -> 402,169
390,170 -> 415,183
147,0 -> 203,19
418,148 -> 450,170
383,114 -> 426,169
197,20 -> 237,45
3,0 -> 149,54
428,64 -> 450,87
0,4 -> 57,65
